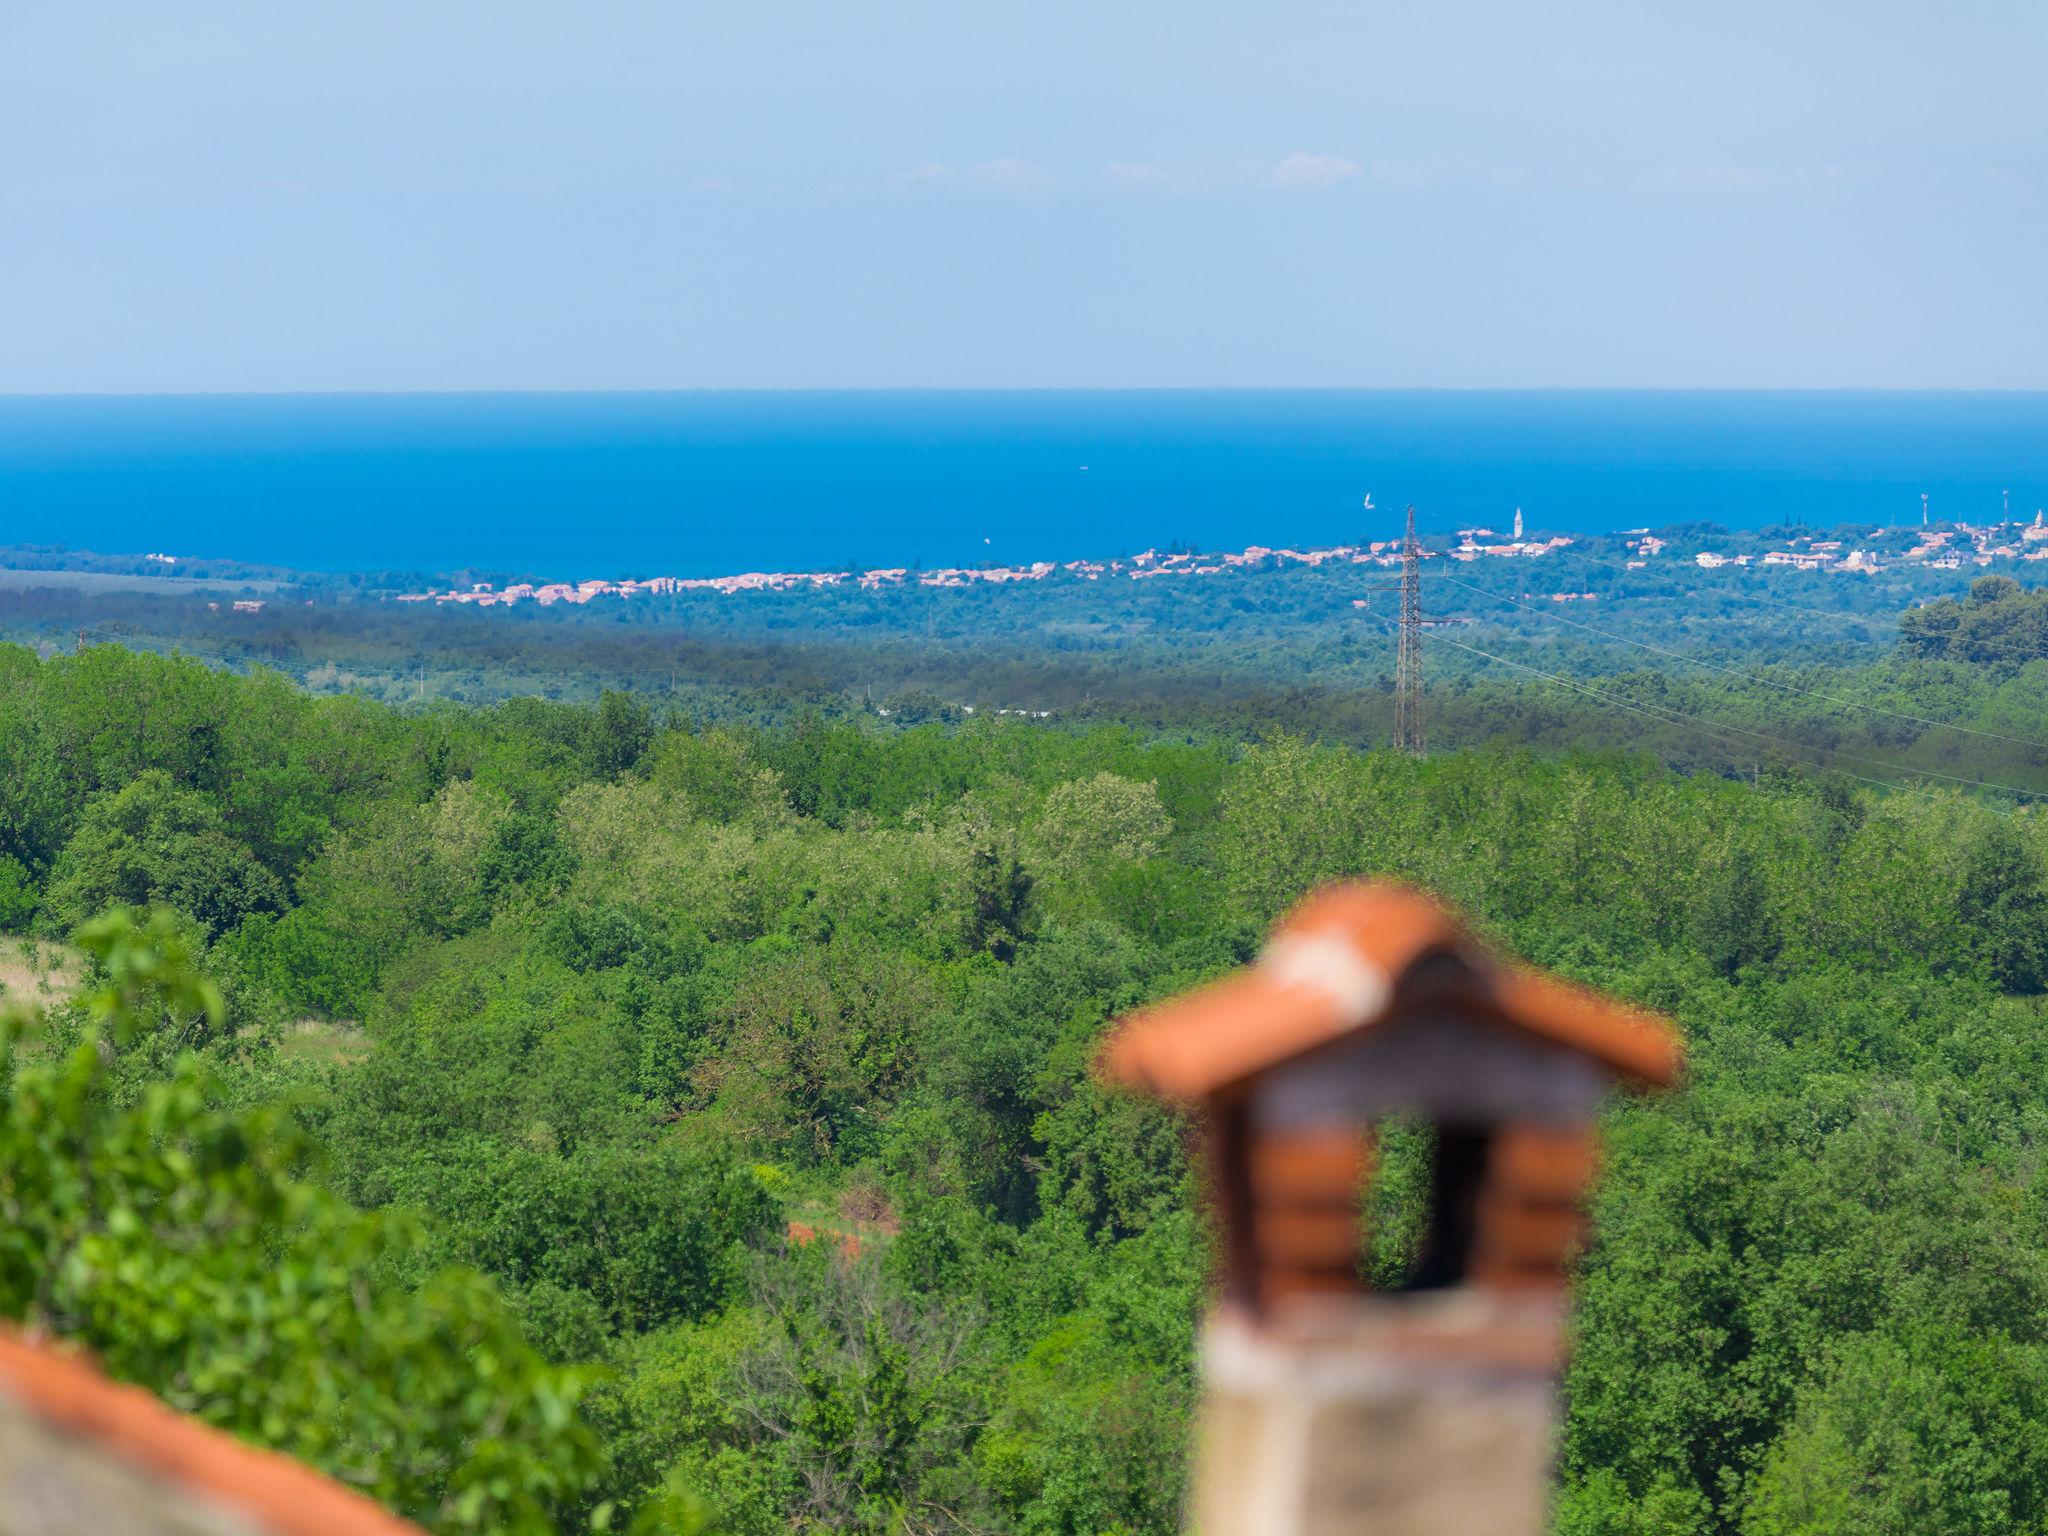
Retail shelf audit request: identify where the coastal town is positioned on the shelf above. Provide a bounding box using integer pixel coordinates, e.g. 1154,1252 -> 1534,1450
375,510 -> 2048,613
388,536 -> 1432,609
1690,513 -> 2048,573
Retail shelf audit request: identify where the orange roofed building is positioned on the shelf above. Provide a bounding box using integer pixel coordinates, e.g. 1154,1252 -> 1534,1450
1101,881 -> 1681,1536
0,1327 -> 422,1536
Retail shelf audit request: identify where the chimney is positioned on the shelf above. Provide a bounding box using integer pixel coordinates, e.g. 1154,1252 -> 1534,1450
1100,883 -> 1681,1535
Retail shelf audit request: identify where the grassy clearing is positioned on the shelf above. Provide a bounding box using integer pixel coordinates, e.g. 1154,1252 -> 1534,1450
276,1017 -> 372,1067
782,1177 -> 902,1259
0,936 -> 86,1010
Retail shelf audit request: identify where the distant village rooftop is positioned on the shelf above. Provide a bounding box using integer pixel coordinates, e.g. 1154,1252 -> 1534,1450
383,512 -> 2048,613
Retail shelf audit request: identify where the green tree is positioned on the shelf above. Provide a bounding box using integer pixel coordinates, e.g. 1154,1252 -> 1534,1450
1692,842 -> 1780,978
47,771 -> 286,937
0,909 -> 604,1534
1957,819 -> 2048,993
736,1245 -> 990,1535
593,690 -> 655,779
1743,1330 -> 2048,1536
1029,772 -> 1171,895
1216,736 -> 1378,920
0,853 -> 37,931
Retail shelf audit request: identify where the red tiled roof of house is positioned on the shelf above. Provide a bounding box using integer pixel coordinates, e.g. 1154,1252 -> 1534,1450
0,1327 -> 423,1536
1101,881 -> 1681,1099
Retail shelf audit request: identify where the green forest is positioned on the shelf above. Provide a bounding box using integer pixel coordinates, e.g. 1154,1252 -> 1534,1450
7,635 -> 2048,1534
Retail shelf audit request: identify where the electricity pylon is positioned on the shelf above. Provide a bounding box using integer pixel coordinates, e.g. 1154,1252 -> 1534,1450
1363,504 -> 1425,757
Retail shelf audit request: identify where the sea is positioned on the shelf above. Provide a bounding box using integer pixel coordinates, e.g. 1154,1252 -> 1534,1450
1,390 -> 2045,578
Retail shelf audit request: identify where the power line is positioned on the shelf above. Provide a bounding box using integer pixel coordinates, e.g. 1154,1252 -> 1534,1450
1416,626 -> 2046,801
1426,631 -> 1952,793
1435,637 -> 1916,795
1431,571 -> 2048,754
1364,601 -> 2041,798
1362,610 -> 1888,787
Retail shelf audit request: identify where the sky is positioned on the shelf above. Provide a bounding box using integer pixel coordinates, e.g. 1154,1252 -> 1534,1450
2,2 -> 2044,392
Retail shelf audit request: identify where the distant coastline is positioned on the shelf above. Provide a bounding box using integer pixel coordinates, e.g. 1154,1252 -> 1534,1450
4,390 -> 2047,577
378,516 -> 2041,611
10,512 -> 2036,624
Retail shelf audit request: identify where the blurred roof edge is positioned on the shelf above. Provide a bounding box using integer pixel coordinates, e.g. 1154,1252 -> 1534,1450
0,1326 -> 423,1536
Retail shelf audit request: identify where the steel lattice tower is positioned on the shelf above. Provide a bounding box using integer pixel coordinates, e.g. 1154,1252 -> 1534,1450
1393,505 -> 1424,756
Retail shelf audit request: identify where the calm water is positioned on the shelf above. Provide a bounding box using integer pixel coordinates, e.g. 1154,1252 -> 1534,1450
1,391 -> 2044,577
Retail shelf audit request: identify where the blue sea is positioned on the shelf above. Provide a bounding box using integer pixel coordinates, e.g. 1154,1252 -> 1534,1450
1,391 -> 2045,578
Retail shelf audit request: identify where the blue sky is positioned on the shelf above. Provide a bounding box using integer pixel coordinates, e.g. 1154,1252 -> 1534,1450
2,2 -> 2043,391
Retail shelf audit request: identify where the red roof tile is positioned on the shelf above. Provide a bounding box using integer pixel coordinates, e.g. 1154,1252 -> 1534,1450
0,1327 -> 422,1536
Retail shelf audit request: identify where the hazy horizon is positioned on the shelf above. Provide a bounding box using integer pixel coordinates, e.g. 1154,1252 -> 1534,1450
12,385 -> 2048,401
7,3 -> 2045,394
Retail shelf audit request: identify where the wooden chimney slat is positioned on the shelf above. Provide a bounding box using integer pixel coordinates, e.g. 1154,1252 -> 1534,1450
1470,1202 -> 1586,1269
1486,1126 -> 1599,1201
1248,1129 -> 1371,1210
1253,1208 -> 1361,1269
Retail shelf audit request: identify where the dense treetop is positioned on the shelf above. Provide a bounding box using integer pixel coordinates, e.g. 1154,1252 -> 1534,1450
1901,572 -> 2048,664
5,639 -> 2048,1533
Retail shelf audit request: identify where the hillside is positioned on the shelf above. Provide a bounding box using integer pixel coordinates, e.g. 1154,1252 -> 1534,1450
5,641 -> 2048,1530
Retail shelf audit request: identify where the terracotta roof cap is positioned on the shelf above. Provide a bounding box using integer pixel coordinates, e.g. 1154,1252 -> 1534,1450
1101,881 -> 1680,1100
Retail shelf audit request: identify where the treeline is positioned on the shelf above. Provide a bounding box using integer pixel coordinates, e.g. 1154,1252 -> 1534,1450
0,524 -> 2002,686
1902,572 -> 2048,664
10,578 -> 2048,812
8,642 -> 2048,1531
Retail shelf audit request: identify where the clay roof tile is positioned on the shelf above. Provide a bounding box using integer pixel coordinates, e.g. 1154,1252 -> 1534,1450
0,1328 -> 423,1536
